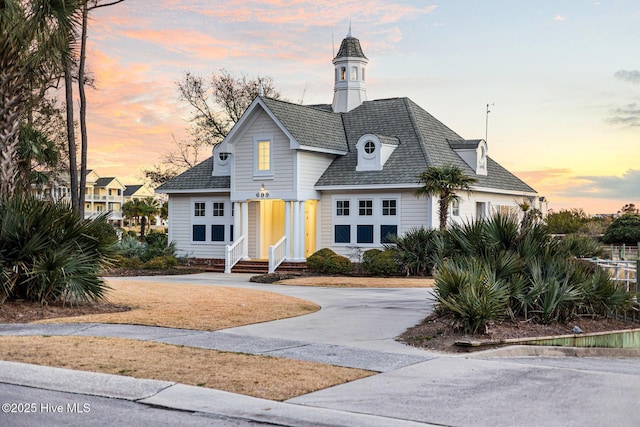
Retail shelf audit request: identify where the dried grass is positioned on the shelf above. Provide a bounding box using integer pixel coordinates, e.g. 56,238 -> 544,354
35,279 -> 320,331
278,276 -> 435,288
0,336 -> 373,401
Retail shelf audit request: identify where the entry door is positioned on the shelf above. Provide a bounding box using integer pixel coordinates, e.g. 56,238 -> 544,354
258,199 -> 285,259
304,200 -> 317,257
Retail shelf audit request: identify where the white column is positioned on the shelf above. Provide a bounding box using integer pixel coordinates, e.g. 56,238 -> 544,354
232,202 -> 240,241
298,200 -> 306,260
284,201 -> 291,260
241,201 -> 249,258
292,201 -> 301,260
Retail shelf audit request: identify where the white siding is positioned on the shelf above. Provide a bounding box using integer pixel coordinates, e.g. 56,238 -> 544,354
233,110 -> 294,196
167,194 -> 231,259
296,151 -> 335,197
400,191 -> 431,233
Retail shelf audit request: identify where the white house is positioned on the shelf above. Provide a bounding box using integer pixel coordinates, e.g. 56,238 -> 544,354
157,32 -> 539,272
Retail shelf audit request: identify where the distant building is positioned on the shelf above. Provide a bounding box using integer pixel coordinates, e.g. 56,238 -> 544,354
34,170 -> 156,226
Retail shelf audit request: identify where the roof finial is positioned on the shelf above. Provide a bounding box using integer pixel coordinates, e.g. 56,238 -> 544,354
258,79 -> 264,97
347,20 -> 352,37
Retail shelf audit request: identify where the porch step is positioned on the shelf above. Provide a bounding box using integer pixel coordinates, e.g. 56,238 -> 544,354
189,259 -> 307,275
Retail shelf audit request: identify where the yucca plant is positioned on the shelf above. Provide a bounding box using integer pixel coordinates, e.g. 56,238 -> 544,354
0,195 -> 116,304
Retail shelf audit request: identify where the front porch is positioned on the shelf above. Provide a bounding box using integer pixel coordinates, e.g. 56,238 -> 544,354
225,199 -> 317,273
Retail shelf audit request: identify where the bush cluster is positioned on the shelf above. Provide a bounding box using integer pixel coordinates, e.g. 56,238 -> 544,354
0,195 -> 116,304
113,231 -> 177,269
432,214 -> 632,333
306,248 -> 353,275
361,249 -> 400,276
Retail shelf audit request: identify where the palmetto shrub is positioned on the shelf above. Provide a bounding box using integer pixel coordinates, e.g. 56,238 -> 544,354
388,227 -> 442,276
432,213 -> 633,332
0,195 -> 116,304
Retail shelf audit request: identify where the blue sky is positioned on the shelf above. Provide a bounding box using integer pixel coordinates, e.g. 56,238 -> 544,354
84,0 -> 640,214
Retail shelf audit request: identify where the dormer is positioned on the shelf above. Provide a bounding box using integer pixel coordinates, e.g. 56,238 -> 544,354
356,134 -> 399,171
448,139 -> 488,176
212,144 -> 231,177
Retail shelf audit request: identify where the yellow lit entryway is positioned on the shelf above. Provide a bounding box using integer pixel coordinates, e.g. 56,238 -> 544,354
305,200 -> 317,257
258,199 -> 285,259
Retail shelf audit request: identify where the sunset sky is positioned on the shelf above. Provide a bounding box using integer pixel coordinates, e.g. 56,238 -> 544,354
81,0 -> 639,214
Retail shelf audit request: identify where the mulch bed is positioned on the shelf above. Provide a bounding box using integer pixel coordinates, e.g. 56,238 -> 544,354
398,313 -> 640,353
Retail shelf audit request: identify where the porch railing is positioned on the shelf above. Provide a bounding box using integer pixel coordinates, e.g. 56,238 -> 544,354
225,234 -> 247,274
268,236 -> 287,274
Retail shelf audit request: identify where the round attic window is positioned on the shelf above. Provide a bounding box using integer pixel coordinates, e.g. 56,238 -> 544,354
219,152 -> 229,161
364,140 -> 376,154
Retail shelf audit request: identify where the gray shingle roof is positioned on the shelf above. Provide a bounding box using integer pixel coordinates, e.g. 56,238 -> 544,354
159,96 -> 535,195
95,177 -> 116,187
261,97 -> 347,152
335,36 -> 367,59
123,185 -> 143,197
315,98 -> 536,193
156,157 -> 230,192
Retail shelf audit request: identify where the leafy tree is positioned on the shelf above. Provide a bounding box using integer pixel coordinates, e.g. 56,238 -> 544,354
144,70 -> 282,186
618,203 -> 639,215
545,208 -> 589,234
603,214 -> 640,245
415,164 -> 477,230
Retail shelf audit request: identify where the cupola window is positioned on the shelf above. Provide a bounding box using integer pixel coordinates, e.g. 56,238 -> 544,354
340,67 -> 346,80
350,66 -> 358,80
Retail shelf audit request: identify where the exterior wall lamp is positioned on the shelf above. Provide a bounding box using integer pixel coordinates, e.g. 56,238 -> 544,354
256,183 -> 270,199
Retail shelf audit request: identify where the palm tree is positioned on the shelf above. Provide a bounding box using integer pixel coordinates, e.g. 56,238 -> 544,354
0,0 -> 82,197
123,198 -> 159,241
415,164 -> 477,230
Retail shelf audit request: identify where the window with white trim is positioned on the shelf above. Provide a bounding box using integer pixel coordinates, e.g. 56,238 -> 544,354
257,140 -> 270,171
213,202 -> 224,217
254,136 -> 274,177
194,202 -> 205,217
336,200 -> 350,216
359,200 -> 373,216
382,199 -> 397,216
451,200 -> 460,217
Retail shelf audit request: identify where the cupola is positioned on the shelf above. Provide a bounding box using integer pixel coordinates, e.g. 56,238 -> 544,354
331,28 -> 368,113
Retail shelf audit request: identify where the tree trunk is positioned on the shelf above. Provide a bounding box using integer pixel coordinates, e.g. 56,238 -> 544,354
78,2 -> 89,218
64,60 -> 79,212
140,216 -> 147,241
438,197 -> 448,231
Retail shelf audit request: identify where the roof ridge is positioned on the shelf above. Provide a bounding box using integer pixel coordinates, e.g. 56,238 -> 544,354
403,97 -> 431,168
261,96 -> 336,115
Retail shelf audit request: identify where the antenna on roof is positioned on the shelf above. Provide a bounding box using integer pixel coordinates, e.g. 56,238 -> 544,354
332,31 -> 335,57
485,103 -> 494,142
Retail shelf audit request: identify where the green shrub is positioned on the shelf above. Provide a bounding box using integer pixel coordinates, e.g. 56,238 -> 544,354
0,195 -> 115,304
307,248 -> 353,274
112,255 -> 144,269
389,227 -> 440,276
557,234 -> 604,258
435,259 -> 509,334
143,256 -> 178,270
362,249 -> 399,276
603,214 -> 640,244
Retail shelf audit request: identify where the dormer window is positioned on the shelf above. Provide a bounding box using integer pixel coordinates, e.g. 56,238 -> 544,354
364,140 -> 375,154
212,146 -> 231,176
219,152 -> 229,161
356,134 -> 399,172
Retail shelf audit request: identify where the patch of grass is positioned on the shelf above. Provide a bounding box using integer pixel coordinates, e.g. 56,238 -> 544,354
35,279 -> 320,331
0,336 -> 374,401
